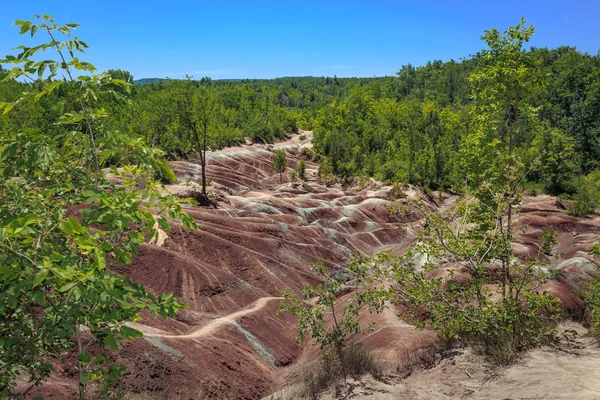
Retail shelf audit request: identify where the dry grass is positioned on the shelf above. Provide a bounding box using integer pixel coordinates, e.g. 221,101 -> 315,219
297,345 -> 383,399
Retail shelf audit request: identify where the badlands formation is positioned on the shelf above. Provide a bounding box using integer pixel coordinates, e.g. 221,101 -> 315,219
30,133 -> 600,399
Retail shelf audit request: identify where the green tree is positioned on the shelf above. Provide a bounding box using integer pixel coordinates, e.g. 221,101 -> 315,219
279,260 -> 386,376
0,15 -> 196,398
296,159 -> 306,180
272,149 -> 288,184
466,17 -> 542,297
531,127 -> 580,194
178,79 -> 218,197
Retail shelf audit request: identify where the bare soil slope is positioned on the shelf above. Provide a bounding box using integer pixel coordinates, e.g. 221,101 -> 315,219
317,322 -> 600,400
26,132 -> 600,399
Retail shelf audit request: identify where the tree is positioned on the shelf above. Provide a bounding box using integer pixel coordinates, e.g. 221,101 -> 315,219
532,127 -> 579,194
272,149 -> 288,184
178,79 -> 218,197
0,15 -> 196,398
466,17 -> 542,298
296,159 -> 306,180
279,260 -> 386,390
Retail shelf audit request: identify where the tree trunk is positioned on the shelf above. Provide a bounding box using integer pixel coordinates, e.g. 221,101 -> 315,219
409,130 -> 414,184
76,325 -> 85,400
201,120 -> 208,196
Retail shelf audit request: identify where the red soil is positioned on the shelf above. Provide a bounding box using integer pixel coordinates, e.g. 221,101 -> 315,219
25,136 -> 600,399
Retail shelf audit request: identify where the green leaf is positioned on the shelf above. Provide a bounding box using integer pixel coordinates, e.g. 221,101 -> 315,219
2,102 -> 14,115
58,282 -> 76,292
32,270 -> 48,288
59,217 -> 84,235
59,220 -> 74,235
93,248 -> 106,271
105,334 -> 118,350
120,325 -> 142,339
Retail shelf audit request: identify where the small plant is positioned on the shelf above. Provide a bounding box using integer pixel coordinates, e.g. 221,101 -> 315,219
0,16 -> 196,398
279,260 -> 387,395
272,149 -> 288,184
154,158 -> 177,184
300,147 -> 315,161
540,229 -> 557,255
299,134 -> 307,141
289,169 -> 297,183
387,198 -> 423,222
389,183 -> 406,201
318,157 -> 336,186
295,160 -> 306,180
300,345 -> 381,398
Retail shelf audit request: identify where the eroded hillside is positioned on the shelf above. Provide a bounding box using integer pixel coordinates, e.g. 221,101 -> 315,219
27,132 -> 600,399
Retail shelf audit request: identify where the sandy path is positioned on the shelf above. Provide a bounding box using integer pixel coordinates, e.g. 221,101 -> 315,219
136,296 -> 283,339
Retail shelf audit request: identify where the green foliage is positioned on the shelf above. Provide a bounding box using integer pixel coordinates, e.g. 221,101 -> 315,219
358,200 -> 559,363
3,25 -> 600,195
271,149 -> 288,183
583,279 -> 600,340
285,20 -> 562,373
318,157 -> 336,186
154,158 -> 177,184
295,159 -> 306,180
279,260 -> 387,362
531,127 -> 579,194
540,229 -> 558,255
0,16 -> 196,398
300,146 -> 316,161
569,175 -> 600,217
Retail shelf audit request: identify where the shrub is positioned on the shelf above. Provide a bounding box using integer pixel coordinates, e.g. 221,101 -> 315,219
272,149 -> 288,184
299,134 -> 307,141
289,169 -> 297,183
318,157 -> 336,186
540,229 -> 557,255
295,160 -> 306,180
568,176 -> 600,217
300,147 -> 316,161
583,276 -> 600,341
522,181 -> 546,196
154,158 -> 178,184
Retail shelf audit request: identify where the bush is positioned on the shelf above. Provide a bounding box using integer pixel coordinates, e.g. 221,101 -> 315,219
522,181 -> 546,196
295,160 -> 306,180
299,134 -> 307,141
154,159 -> 178,184
568,176 -> 600,217
583,279 -> 600,341
300,147 -> 316,161
288,169 -> 297,183
540,229 -> 557,255
318,157 -> 336,186
471,296 -> 558,364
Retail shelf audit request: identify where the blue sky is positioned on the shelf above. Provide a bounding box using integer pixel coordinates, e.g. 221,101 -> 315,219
1,1 -> 599,79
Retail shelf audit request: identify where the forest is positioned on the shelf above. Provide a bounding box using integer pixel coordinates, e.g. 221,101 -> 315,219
2,38 -> 600,202
1,13 -> 600,400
